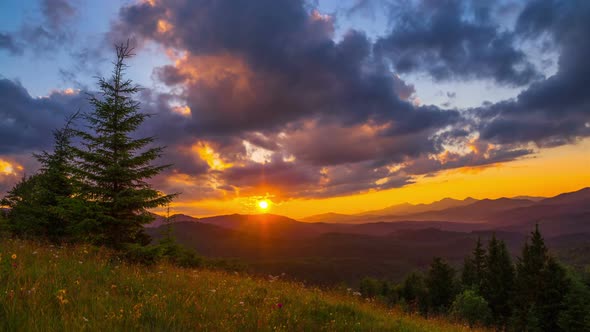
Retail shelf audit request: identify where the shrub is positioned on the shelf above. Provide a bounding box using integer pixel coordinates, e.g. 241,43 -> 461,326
450,289 -> 491,328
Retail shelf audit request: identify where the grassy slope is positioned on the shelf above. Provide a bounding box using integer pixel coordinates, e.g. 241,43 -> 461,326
0,239 -> 480,331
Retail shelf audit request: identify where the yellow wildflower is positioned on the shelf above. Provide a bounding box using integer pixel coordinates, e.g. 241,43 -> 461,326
11,254 -> 17,260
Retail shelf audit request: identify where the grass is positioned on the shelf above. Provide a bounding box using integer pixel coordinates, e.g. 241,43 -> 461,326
0,238 -> 483,331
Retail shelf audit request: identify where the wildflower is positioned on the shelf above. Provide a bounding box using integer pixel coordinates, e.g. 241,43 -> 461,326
133,303 -> 143,319
11,254 -> 17,260
277,303 -> 283,309
56,289 -> 69,305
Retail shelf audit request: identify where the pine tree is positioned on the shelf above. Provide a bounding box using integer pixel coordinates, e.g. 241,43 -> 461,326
558,277 -> 590,332
426,257 -> 457,314
401,271 -> 428,314
462,237 -> 486,291
74,43 -> 175,248
1,174 -> 46,237
512,224 -> 570,331
538,257 -> 570,331
1,115 -> 79,241
33,113 -> 79,241
482,235 -> 514,329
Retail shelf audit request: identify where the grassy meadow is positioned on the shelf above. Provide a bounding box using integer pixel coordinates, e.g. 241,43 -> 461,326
0,238 -> 484,331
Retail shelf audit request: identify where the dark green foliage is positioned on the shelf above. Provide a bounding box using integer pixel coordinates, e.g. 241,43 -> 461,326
2,117 -> 80,242
512,224 -> 571,331
122,243 -> 162,265
450,289 -> 491,328
1,175 -> 45,237
461,237 -> 486,291
399,272 -> 428,314
359,277 -> 381,298
558,277 -> 590,332
538,257 -> 570,331
426,257 -> 457,314
73,43 -> 175,248
157,228 -> 203,268
482,235 -> 514,327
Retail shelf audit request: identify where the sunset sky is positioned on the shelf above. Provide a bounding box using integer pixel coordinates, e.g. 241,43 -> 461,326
1,0 -> 589,219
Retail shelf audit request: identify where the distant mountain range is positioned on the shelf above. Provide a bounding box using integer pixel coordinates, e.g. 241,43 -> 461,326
146,187 -> 590,285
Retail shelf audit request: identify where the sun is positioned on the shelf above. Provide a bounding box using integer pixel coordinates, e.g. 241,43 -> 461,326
257,200 -> 270,211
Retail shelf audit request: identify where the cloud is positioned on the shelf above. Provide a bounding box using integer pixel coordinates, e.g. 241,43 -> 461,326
106,0 -> 476,198
375,0 -> 541,86
475,0 -> 590,146
0,79 -> 88,154
8,0 -> 589,203
41,0 -> 76,29
0,33 -> 23,55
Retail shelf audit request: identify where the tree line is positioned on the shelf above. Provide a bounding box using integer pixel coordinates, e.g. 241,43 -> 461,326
0,44 -> 194,264
359,226 -> 590,331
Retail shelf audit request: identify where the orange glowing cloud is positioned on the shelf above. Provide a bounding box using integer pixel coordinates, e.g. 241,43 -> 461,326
172,105 -> 191,116
142,0 -> 156,6
310,9 -> 331,23
193,142 -> 233,171
157,19 -> 172,34
173,53 -> 255,99
0,159 -> 22,176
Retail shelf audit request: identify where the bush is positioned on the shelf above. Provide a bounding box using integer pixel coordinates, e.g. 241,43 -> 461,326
359,277 -> 381,298
122,243 -> 162,266
450,289 -> 491,328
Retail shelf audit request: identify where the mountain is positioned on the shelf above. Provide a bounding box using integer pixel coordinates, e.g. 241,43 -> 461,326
488,188 -> 590,236
301,212 -> 365,223
358,197 -> 478,217
537,187 -> 590,206
146,213 -> 199,228
511,195 -> 545,201
394,197 -> 537,222
301,197 -> 480,223
142,187 -> 590,285
194,213 -> 338,238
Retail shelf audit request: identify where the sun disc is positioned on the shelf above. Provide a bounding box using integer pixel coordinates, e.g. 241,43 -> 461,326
258,200 -> 269,210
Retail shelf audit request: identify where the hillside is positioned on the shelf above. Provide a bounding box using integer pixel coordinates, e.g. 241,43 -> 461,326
0,239 -> 478,332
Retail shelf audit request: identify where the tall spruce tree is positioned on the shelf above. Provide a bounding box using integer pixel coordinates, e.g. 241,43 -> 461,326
2,116 -> 78,241
462,237 -> 486,291
482,235 -> 514,329
33,113 -> 79,241
538,257 -> 570,332
512,224 -> 570,331
558,277 -> 590,332
75,43 -> 175,248
427,257 -> 457,314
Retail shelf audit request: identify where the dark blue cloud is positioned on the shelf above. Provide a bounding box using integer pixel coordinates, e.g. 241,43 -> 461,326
0,78 -> 87,154
476,0 -> 590,146
375,0 -> 541,86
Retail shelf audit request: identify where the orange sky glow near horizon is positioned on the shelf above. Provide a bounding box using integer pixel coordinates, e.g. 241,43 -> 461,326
157,137 -> 590,220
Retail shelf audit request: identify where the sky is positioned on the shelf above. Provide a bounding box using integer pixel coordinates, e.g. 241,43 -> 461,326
0,0 -> 589,219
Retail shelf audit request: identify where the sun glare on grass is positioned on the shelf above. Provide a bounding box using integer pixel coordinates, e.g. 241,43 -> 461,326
257,200 -> 270,211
